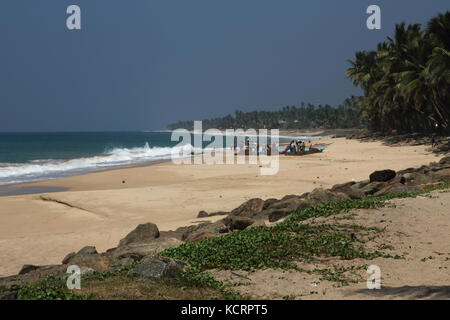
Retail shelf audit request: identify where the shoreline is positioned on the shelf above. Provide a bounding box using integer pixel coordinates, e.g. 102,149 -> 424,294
0,129 -> 328,196
0,158 -> 171,197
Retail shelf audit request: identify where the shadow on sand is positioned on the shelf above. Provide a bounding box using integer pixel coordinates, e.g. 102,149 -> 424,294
352,285 -> 450,299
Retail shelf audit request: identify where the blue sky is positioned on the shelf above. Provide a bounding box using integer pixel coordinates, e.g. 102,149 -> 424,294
1,0 -> 449,131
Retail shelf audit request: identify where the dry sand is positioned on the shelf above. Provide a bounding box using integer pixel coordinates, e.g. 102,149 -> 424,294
0,138 -> 441,277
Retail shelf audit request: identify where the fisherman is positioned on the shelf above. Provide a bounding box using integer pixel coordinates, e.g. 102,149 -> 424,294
289,140 -> 296,153
297,140 -> 303,152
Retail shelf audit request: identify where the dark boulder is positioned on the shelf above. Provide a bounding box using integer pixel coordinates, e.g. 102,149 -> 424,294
18,264 -> 39,275
331,182 -> 364,200
358,182 -> 386,195
62,252 -> 76,264
77,246 -> 98,255
374,183 -> 419,196
61,246 -> 98,265
197,210 -> 209,218
369,169 -> 396,182
112,237 -> 182,260
159,230 -> 184,241
128,256 -> 187,279
266,198 -> 311,222
175,223 -> 211,241
306,188 -> 349,206
118,223 -> 160,247
263,198 -> 278,210
223,216 -> 255,230
439,155 -> 450,165
230,198 -> 265,218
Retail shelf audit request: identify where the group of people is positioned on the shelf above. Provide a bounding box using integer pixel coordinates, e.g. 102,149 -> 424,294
289,140 -> 312,153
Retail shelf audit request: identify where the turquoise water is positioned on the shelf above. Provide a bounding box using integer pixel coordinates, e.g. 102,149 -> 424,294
0,132 -> 187,185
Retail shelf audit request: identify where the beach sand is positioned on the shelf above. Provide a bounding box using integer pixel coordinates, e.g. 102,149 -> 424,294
0,137 -> 440,277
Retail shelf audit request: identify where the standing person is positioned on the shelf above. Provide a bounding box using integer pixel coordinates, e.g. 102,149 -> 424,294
431,134 -> 436,148
289,140 -> 296,153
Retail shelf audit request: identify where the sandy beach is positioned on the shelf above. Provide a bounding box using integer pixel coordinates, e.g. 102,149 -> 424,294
0,137 -> 440,277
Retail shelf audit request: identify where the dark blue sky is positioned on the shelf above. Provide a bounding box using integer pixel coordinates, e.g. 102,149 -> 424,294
1,1 -> 449,131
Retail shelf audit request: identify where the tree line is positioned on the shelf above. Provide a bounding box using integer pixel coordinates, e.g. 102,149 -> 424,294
166,98 -> 364,131
167,12 -> 449,134
346,12 -> 450,134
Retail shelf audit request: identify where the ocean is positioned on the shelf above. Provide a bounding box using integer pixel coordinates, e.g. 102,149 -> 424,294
0,131 -> 321,186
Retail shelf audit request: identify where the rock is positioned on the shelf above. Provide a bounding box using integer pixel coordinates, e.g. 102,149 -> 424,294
185,232 -> 218,243
246,220 -> 266,229
399,172 -> 433,186
331,181 -> 356,191
402,173 -> 413,183
196,210 -> 228,218
280,194 -> 300,201
263,198 -> 278,209
61,246 -> 99,266
128,256 -> 187,279
0,265 -> 67,291
207,211 -> 229,217
430,168 -> 450,182
374,183 -> 419,196
183,220 -> 229,242
351,180 -> 370,191
107,257 -> 135,273
358,182 -> 386,195
112,237 -> 182,261
197,210 -> 209,218
65,252 -> 114,271
200,220 -> 229,234
18,264 -> 39,275
224,216 -> 255,230
77,246 -> 98,255
159,230 -> 184,241
175,223 -> 210,241
369,169 -> 396,182
331,182 -> 364,200
266,198 -> 311,222
439,155 -> 450,165
230,198 -> 265,218
306,188 -> 349,206
118,223 -> 160,247
62,252 -> 76,264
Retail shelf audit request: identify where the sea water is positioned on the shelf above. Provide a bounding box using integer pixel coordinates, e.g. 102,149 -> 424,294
0,131 -> 322,185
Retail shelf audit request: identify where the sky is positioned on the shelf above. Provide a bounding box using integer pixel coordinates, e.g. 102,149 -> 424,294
0,0 -> 449,132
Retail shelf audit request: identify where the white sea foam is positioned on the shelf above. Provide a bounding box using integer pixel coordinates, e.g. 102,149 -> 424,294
0,142 -> 199,185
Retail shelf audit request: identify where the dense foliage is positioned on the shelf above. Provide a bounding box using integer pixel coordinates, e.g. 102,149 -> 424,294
346,12 -> 450,133
167,97 -> 364,130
